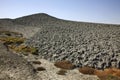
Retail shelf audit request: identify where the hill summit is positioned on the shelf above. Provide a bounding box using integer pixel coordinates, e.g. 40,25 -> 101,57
13,13 -> 59,26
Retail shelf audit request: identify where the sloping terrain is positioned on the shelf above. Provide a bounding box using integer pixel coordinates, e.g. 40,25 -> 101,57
0,43 -> 41,80
0,31 -> 100,80
0,43 -> 100,80
14,13 -> 120,69
27,22 -> 120,70
0,13 -> 120,70
1,13 -> 120,80
0,18 -> 40,38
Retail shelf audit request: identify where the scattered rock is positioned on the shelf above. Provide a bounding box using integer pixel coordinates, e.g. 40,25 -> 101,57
57,69 -> 67,75
35,67 -> 46,71
32,61 -> 41,65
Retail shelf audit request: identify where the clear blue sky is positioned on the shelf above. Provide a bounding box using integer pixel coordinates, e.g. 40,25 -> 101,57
0,0 -> 120,24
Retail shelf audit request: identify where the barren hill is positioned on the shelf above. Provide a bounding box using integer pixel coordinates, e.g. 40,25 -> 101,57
0,13 -> 120,70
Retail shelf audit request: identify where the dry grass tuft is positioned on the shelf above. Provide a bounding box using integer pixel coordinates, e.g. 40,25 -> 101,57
54,60 -> 75,70
107,68 -> 120,77
97,74 -> 120,80
0,37 -> 25,44
36,67 -> 46,71
78,66 -> 120,80
79,66 -> 120,79
32,61 -> 41,65
79,66 -> 95,75
94,70 -> 106,77
9,44 -> 38,54
0,31 -> 38,55
0,31 -> 22,36
57,69 -> 67,75
94,68 -> 120,79
0,31 -> 23,44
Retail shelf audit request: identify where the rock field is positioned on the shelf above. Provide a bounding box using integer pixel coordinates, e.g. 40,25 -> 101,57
22,13 -> 120,69
0,13 -> 120,80
1,13 -> 120,69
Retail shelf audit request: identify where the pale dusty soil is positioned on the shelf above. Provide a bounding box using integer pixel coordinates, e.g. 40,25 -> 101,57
24,54 -> 100,80
0,43 -> 41,80
37,59 -> 100,80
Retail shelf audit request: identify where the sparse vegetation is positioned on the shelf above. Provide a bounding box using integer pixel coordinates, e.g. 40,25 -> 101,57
0,37 -> 25,44
98,74 -> 120,80
0,31 -> 24,45
9,44 -> 38,54
79,66 -> 95,75
94,68 -> 120,79
0,31 -> 22,37
35,67 -> 46,71
0,13 -> 120,80
0,30 -> 38,55
57,69 -> 67,75
0,43 -> 39,80
79,66 -> 120,80
32,61 -> 41,64
54,60 -> 75,70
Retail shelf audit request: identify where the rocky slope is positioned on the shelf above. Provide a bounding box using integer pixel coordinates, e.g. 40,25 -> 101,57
1,14 -> 120,79
0,29 -> 100,80
0,42 -> 100,80
21,13 -> 120,69
0,18 -> 40,38
0,13 -> 120,70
